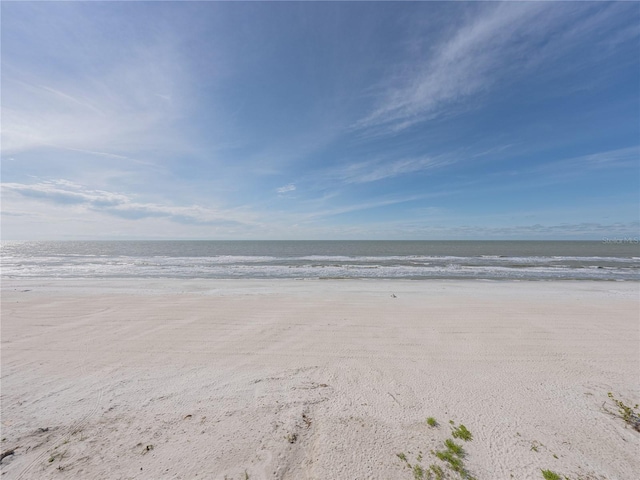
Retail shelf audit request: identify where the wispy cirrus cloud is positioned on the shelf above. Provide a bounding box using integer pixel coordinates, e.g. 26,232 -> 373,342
1,63 -> 183,157
1,180 -> 254,226
0,5 -> 191,159
332,154 -> 452,184
356,3 -> 543,132
357,2 -> 639,134
501,146 -> 640,183
553,146 -> 640,170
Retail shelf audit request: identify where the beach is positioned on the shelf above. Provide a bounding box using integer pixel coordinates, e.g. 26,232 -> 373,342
1,278 -> 638,479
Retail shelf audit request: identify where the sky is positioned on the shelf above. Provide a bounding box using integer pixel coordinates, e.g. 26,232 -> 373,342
1,1 -> 639,240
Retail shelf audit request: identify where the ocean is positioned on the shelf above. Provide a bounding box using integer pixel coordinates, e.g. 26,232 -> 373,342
1,240 -> 639,281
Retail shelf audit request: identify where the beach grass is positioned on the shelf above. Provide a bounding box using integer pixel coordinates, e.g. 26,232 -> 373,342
540,470 -> 562,480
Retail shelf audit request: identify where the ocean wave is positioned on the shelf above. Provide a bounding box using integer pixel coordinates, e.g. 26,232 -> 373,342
2,243 -> 639,281
2,261 -> 638,281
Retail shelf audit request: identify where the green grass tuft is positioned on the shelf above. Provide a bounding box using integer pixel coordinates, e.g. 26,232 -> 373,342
451,423 -> 473,441
412,463 -> 425,479
541,470 -> 562,480
396,419 -> 479,479
607,392 -> 640,432
444,438 -> 465,457
434,449 -> 464,472
430,464 -> 445,480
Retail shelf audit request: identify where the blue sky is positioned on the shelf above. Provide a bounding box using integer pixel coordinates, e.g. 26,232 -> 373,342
1,1 -> 639,240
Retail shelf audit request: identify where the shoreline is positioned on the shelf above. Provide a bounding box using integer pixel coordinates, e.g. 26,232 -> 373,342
3,276 -> 639,290
1,279 -> 638,479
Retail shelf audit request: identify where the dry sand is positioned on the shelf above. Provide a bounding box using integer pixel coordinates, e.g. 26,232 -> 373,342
1,279 -> 638,480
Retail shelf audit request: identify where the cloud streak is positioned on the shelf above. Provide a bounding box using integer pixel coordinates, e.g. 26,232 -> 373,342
331,154 -> 452,184
2,180 -> 253,226
357,2 -> 638,134
556,146 -> 640,170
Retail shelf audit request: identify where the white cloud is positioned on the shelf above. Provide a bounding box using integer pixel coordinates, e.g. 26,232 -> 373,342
1,180 -> 255,227
276,184 -> 296,194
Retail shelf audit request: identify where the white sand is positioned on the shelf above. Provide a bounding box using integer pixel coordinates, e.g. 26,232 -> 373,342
1,279 -> 638,480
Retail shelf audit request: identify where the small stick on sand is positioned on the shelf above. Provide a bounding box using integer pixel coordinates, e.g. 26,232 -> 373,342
388,392 -> 401,406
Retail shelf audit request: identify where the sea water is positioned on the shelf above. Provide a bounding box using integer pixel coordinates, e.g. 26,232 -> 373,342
2,240 -> 639,281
